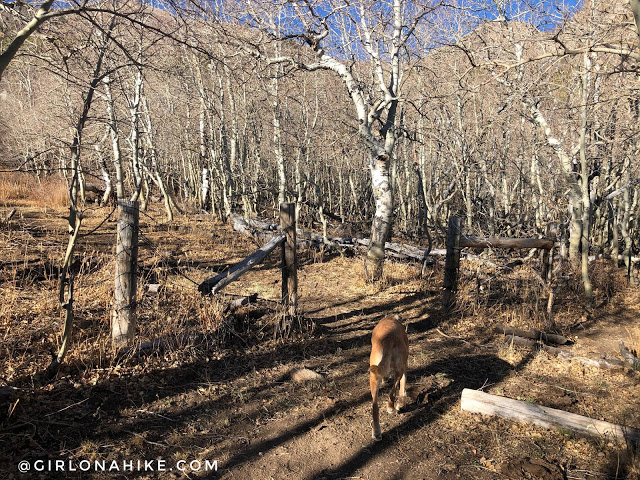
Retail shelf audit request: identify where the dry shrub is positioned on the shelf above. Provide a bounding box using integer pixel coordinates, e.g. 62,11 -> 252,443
589,260 -> 619,301
452,260 -> 558,333
380,261 -> 421,288
0,172 -> 68,208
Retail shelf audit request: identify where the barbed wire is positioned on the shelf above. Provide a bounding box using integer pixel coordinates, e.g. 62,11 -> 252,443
135,209 -> 204,287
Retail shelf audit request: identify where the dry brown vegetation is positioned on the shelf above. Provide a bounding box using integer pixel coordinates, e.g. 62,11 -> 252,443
0,173 -> 69,208
1,198 -> 639,479
2,0 -> 640,478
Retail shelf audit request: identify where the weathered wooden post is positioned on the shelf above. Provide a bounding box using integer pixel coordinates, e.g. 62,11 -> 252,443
442,216 -> 462,309
113,200 -> 139,347
542,223 -> 556,283
543,223 -> 557,328
280,202 -> 298,318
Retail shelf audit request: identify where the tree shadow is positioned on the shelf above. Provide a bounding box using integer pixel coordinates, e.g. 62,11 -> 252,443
297,352 -> 527,480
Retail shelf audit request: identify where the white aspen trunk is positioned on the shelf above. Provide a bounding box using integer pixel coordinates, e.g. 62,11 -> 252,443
620,155 -> 633,272
103,75 -> 125,200
141,94 -> 176,221
215,67 -> 232,217
479,145 -> 497,235
464,165 -> 473,228
579,53 -> 593,304
271,59 -> 287,206
129,66 -> 143,202
612,199 -> 620,267
528,100 -> 583,268
99,155 -> 113,205
224,65 -> 238,199
198,109 -> 208,210
393,153 -> 406,230
368,154 -> 393,280
201,167 -> 210,211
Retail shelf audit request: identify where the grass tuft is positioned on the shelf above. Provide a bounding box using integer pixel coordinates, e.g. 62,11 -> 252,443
0,172 -> 69,208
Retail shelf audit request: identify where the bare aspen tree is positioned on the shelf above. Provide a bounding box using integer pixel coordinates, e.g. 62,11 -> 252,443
578,53 -> 594,303
0,0 -> 55,80
102,74 -> 125,200
140,92 -> 182,221
213,0 -> 439,280
128,64 -> 144,202
52,19 -> 113,369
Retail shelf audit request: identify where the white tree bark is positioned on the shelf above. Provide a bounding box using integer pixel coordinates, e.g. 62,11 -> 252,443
128,66 -> 143,202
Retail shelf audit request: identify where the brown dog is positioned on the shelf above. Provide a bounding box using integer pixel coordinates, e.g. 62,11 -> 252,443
369,315 -> 408,440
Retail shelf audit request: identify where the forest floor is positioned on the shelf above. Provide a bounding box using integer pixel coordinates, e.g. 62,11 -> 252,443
1,200 -> 639,479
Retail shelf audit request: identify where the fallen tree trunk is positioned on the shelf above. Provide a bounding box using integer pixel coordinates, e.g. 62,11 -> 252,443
227,215 -> 556,265
619,341 -> 640,368
224,293 -> 259,313
497,325 -> 568,345
461,388 -> 640,445
589,253 -> 640,264
356,238 -> 428,262
502,335 -> 624,369
460,236 -> 553,250
229,214 -> 275,242
228,214 -> 432,262
503,334 -> 565,355
199,233 -> 285,295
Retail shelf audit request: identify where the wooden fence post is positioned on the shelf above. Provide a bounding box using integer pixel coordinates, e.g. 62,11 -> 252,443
113,200 -> 139,347
280,202 -> 298,317
542,223 -> 556,283
443,216 -> 462,309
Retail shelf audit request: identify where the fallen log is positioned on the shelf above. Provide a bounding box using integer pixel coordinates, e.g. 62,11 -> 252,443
589,254 -> 640,264
224,293 -> 259,313
461,388 -> 640,445
199,233 -> 285,295
497,325 -> 568,345
228,214 -> 432,262
356,238 -> 427,262
503,334 -> 565,355
244,216 -> 280,231
564,354 -> 625,369
619,341 -> 640,369
460,236 -> 553,250
228,214 -> 274,242
502,335 -> 624,369
228,215 -> 556,265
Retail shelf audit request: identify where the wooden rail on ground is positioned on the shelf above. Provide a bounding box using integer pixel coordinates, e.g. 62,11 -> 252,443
198,204 -> 298,317
461,388 -> 640,445
198,233 -> 285,295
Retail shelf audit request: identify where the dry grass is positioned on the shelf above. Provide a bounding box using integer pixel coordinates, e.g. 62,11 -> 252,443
625,325 -> 640,358
1,194 -> 639,479
448,255 -> 629,339
0,172 -> 68,208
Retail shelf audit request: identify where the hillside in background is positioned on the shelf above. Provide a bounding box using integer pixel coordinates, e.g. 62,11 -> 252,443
1,0 -> 640,478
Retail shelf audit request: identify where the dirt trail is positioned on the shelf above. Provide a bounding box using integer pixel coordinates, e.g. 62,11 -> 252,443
1,209 -> 639,479
202,259 -> 640,480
